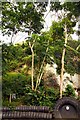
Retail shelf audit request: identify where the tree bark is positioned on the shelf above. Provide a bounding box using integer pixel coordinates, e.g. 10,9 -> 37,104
60,23 -> 67,98
29,41 -> 35,90
9,94 -> 12,103
32,49 -> 34,90
35,44 -> 49,91
60,48 -> 66,98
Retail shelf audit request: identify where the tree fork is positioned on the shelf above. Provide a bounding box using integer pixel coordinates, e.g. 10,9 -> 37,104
35,42 -> 49,91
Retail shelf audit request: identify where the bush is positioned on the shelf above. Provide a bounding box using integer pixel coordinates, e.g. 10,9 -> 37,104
41,87 -> 60,108
2,100 -> 22,107
63,84 -> 76,97
22,86 -> 60,108
2,72 -> 27,100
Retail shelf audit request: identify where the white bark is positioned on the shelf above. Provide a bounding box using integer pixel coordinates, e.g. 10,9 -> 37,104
9,94 -> 12,103
29,41 -> 35,90
60,23 -> 67,98
35,44 -> 49,91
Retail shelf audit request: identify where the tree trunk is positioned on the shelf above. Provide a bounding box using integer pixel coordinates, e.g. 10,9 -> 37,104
60,48 -> 66,98
29,41 -> 35,90
60,23 -> 67,98
9,94 -> 12,103
32,49 -> 34,90
35,45 -> 49,91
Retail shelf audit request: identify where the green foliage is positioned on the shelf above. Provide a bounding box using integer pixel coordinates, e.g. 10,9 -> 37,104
2,72 -> 27,100
41,88 -> 60,108
22,86 -> 59,108
50,21 -> 64,40
65,40 -> 80,75
2,31 -> 79,106
51,2 -> 80,18
1,2 -> 44,40
2,100 -> 22,108
2,43 -> 24,73
63,84 -> 76,97
2,2 -> 80,107
62,2 -> 80,18
50,2 -> 62,12
49,20 -> 80,74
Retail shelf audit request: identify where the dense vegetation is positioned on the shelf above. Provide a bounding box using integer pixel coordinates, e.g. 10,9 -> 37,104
2,33 -> 80,107
1,1 -> 80,107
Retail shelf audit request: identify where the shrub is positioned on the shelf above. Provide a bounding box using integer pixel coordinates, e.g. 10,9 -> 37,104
22,86 -> 60,108
2,72 -> 27,100
63,84 -> 76,97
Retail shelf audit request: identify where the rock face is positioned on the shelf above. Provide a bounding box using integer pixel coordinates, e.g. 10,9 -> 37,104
43,71 -> 59,88
43,63 -> 59,88
43,63 -> 80,96
78,74 -> 80,88
77,74 -> 80,96
57,73 -> 79,90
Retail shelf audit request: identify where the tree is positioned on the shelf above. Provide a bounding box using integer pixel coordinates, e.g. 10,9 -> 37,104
1,2 -> 44,43
2,1 -> 80,101
25,33 -> 52,90
47,1 -> 80,98
49,17 -> 79,98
